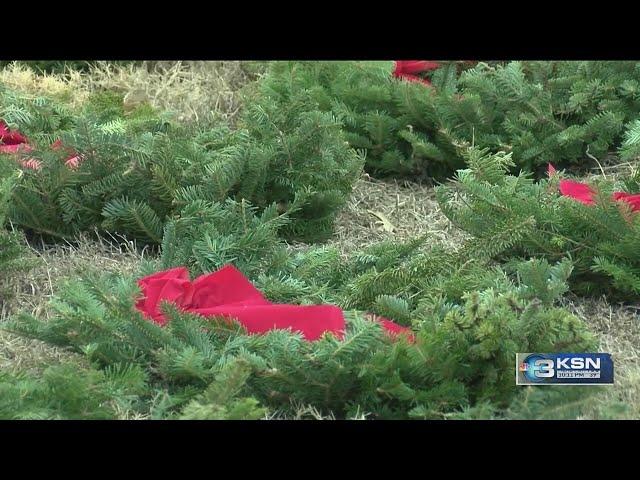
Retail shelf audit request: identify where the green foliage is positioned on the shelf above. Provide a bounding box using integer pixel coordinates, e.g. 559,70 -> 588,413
254,61 -> 468,180
160,198 -> 294,278
238,73 -> 365,241
619,119 -> 640,160
0,362 -> 147,420
436,147 -> 640,299
2,62 -> 622,420
0,358 -> 265,420
258,61 -> 640,179
1,82 -> 362,244
450,61 -> 636,172
449,385 -> 608,420
0,165 -> 18,226
178,358 -> 267,420
3,111 -> 174,241
5,230 -> 596,418
0,84 -> 76,142
0,165 -> 27,276
0,222 -> 24,276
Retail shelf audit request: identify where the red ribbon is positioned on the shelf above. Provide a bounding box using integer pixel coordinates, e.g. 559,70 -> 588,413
0,120 -> 82,170
135,264 -> 415,343
392,60 -> 441,86
548,163 -> 640,211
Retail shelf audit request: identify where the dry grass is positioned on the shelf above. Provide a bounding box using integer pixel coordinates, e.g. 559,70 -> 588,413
0,233 -> 145,375
569,152 -> 639,184
1,61 -> 261,125
0,62 -> 89,107
563,296 -> 640,419
329,174 -> 468,255
74,61 -> 259,125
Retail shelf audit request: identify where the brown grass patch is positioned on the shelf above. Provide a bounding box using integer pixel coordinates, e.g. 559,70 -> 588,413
0,233 -> 145,375
1,61 -> 261,125
563,296 -> 640,419
0,62 -> 87,106
76,61 -> 260,125
328,174 -> 468,255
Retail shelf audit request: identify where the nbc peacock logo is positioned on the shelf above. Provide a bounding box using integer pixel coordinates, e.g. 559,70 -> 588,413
518,354 -> 555,383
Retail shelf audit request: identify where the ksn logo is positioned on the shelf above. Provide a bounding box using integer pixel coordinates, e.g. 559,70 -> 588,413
516,353 -> 614,385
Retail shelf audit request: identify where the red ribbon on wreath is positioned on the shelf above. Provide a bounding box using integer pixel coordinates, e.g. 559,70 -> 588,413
135,264 -> 416,343
392,60 -> 441,85
0,120 -> 82,170
548,163 -> 640,212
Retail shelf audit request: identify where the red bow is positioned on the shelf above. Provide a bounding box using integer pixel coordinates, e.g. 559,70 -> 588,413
0,121 -> 29,148
612,191 -> 640,211
548,163 -> 640,211
135,264 -> 415,342
0,120 -> 82,170
392,60 -> 441,86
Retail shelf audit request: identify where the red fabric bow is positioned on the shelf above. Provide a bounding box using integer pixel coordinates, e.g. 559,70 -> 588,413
548,163 -> 640,211
0,120 -> 82,170
559,179 -> 596,205
612,191 -> 640,211
135,264 -> 415,343
0,121 -> 29,147
392,60 -> 441,86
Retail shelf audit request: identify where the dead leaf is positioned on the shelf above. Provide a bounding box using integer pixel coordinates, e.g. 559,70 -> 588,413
368,210 -> 395,233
